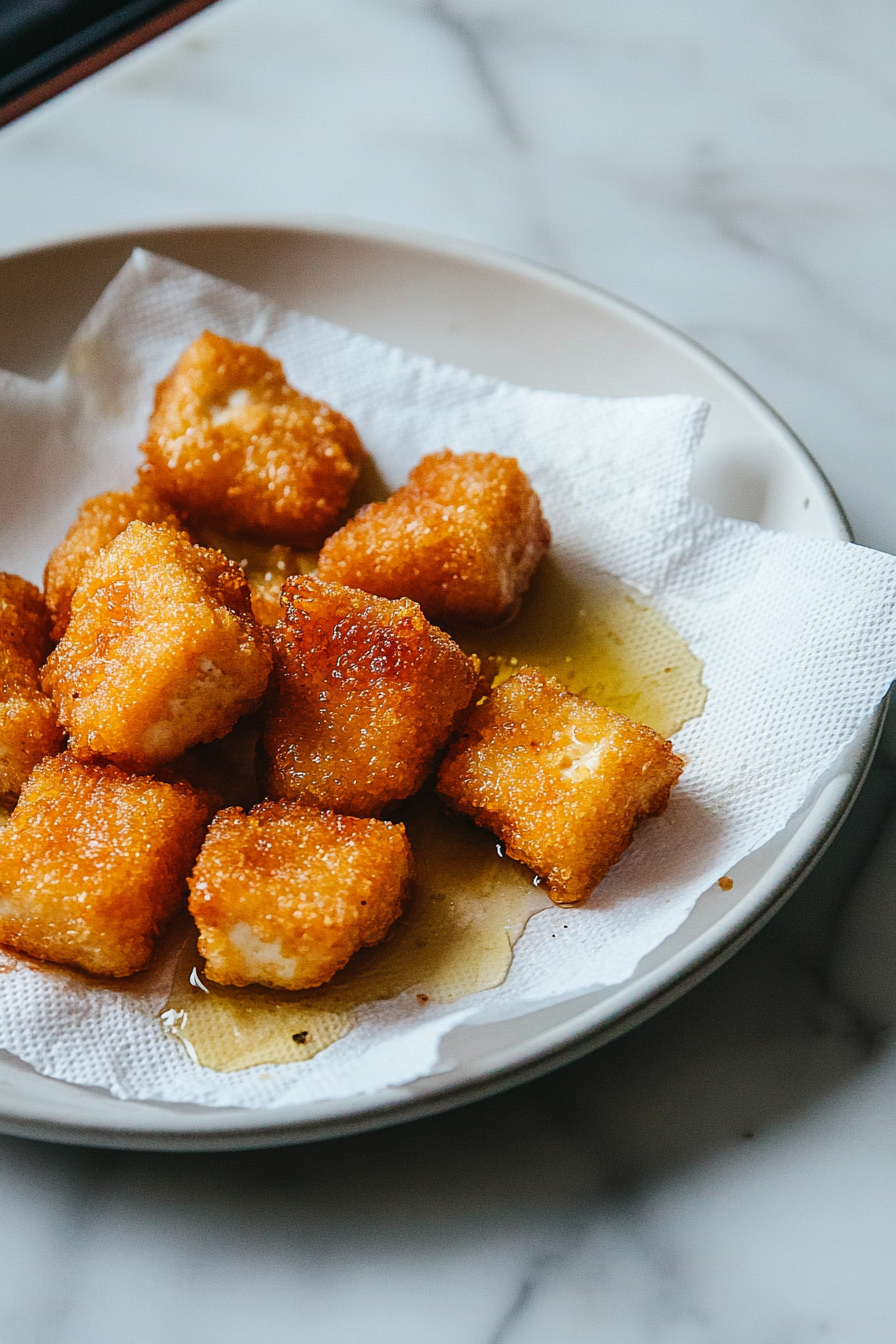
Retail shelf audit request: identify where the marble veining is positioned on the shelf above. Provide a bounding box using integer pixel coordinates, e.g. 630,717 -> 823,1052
2,1 -> 896,1339
0,0 -> 894,559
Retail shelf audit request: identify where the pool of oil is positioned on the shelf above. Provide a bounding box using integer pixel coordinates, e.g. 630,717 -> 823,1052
162,558 -> 707,1071
454,556 -> 706,739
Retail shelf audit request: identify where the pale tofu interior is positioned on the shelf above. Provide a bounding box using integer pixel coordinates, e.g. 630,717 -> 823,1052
559,728 -> 609,782
210,388 -> 251,426
140,659 -> 239,758
226,921 -> 299,983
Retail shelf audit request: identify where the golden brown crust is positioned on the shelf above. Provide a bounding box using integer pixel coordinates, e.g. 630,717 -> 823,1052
42,521 -> 271,772
139,330 -> 366,547
0,697 -> 64,804
189,525 -> 317,628
0,574 -> 63,797
0,752 -> 209,977
44,483 -> 183,642
437,666 -> 684,903
264,576 -> 484,816
189,800 -> 412,990
245,546 -> 315,627
317,448 -> 551,626
0,572 -> 53,669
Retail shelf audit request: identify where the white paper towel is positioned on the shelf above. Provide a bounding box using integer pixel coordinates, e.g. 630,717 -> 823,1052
0,250 -> 894,1109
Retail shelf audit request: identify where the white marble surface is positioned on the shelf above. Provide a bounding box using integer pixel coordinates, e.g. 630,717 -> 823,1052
2,1 -> 896,1339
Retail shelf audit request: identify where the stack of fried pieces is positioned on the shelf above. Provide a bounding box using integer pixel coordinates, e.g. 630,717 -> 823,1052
0,331 -> 683,994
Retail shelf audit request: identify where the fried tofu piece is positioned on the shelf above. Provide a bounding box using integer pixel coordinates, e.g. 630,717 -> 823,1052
0,697 -> 62,805
0,573 -> 52,668
190,525 -> 317,627
437,667 -> 684,903
189,800 -> 412,990
139,331 -> 366,547
0,752 -> 209,977
44,483 -> 183,642
264,576 -> 483,816
317,449 -> 551,626
0,574 -> 63,798
42,521 -> 271,772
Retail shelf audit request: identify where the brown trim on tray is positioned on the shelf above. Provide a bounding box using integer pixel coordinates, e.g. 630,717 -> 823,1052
0,0 -> 220,130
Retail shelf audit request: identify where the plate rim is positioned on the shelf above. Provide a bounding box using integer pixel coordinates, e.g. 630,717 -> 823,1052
0,212 -> 854,546
0,217 -> 880,1149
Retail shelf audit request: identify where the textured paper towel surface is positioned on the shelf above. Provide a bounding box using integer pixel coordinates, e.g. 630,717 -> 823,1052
1,250 -> 895,1109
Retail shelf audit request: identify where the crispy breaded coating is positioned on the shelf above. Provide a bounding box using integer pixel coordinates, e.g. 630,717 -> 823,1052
0,752 -> 209,977
191,525 -> 317,627
243,550 -> 305,627
0,573 -> 52,667
42,522 -> 271,773
44,483 -> 183,642
139,331 -> 366,547
264,576 -> 483,816
0,697 -> 62,804
317,449 -> 551,626
0,574 -> 63,798
437,667 -> 684,903
189,800 -> 412,990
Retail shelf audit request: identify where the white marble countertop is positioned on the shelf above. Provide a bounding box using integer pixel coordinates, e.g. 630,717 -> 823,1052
2,2 -> 896,1339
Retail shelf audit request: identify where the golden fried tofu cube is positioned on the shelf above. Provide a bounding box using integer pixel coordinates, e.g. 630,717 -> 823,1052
264,576 -> 483,816
437,667 -> 684,903
139,331 -> 366,547
42,521 -> 271,773
189,800 -> 412,990
0,753 -> 209,977
317,449 -> 551,626
0,572 -> 52,668
0,697 -> 63,803
0,574 -> 63,798
44,483 -> 182,641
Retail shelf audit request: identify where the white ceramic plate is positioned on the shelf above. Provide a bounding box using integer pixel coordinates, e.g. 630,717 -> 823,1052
0,221 -> 879,1150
